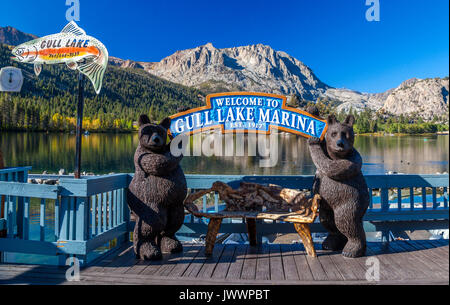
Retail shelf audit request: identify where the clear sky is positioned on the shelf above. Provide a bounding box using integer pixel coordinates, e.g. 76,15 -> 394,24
1,0 -> 448,93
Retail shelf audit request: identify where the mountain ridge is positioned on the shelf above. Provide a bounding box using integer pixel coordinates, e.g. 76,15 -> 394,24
112,42 -> 448,121
1,26 -> 448,121
0,26 -> 38,46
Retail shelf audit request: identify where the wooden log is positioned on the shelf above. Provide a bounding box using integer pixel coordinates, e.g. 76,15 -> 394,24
205,218 -> 222,256
294,223 -> 316,258
246,218 -> 257,246
185,183 -> 320,258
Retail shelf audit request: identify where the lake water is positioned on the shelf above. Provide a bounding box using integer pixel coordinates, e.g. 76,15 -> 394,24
1,132 -> 448,265
0,132 -> 448,175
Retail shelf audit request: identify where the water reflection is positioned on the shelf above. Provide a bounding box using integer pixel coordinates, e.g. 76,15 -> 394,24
0,132 -> 448,175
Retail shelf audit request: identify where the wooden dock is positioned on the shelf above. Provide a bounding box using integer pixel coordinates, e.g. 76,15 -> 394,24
0,239 -> 448,285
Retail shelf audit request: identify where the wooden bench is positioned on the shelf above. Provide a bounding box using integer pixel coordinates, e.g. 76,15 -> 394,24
184,185 -> 320,258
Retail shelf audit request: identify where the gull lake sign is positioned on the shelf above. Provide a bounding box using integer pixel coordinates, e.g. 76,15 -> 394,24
169,92 -> 328,139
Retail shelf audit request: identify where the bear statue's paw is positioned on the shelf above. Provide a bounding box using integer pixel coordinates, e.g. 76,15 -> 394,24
322,234 -> 347,251
308,137 -> 322,145
342,241 -> 366,258
137,241 -> 162,261
160,236 -> 183,254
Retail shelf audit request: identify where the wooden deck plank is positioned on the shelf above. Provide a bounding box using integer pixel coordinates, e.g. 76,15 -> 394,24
226,244 -> 247,280
370,242 -> 421,280
240,245 -> 258,280
409,240 -> 449,266
303,243 -> 327,281
393,241 -> 448,279
419,239 -> 450,258
387,242 -> 434,279
365,243 -> 404,280
83,243 -> 132,274
269,244 -> 284,281
405,240 -> 449,271
327,252 -> 361,281
290,243 -> 314,281
315,244 -> 344,281
0,240 -> 448,285
255,244 -> 271,280
377,241 -> 434,280
155,244 -> 197,277
197,244 -> 226,278
166,244 -> 202,278
94,245 -> 136,273
280,244 -> 299,281
106,247 -> 138,274
1,268 -> 447,285
182,246 -> 212,278
211,245 -> 236,279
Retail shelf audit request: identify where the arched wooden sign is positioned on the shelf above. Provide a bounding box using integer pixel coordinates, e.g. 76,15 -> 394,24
169,92 -> 328,139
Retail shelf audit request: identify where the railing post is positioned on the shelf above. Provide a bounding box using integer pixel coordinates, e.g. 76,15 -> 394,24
16,170 -> 27,238
75,197 -> 90,241
381,229 -> 391,243
380,188 -> 390,212
122,188 -> 130,244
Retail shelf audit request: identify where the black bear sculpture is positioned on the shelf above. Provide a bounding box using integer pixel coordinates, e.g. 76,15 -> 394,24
308,114 -> 370,258
127,115 -> 187,260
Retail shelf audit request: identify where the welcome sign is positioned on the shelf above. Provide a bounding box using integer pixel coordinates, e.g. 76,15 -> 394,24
169,92 -> 328,139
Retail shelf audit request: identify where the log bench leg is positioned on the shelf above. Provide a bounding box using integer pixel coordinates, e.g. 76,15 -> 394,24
246,218 -> 257,246
205,218 -> 222,256
294,223 -> 317,258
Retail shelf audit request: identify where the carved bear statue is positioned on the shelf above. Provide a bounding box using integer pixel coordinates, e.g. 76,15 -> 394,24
127,115 -> 187,260
308,114 -> 369,258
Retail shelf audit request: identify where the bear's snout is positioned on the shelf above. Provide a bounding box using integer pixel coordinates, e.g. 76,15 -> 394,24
336,139 -> 345,148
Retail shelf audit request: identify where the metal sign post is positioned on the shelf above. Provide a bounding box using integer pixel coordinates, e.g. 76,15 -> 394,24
74,73 -> 85,179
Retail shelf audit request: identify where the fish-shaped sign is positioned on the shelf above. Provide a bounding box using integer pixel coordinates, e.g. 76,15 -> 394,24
11,21 -> 108,94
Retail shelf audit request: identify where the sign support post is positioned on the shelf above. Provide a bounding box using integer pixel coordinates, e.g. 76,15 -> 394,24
74,73 -> 85,179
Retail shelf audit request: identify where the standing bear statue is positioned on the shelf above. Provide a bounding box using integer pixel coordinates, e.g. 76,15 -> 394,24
128,115 -> 187,260
308,114 -> 369,258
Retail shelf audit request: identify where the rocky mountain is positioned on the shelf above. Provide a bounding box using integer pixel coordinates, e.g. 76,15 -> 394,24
137,43 -> 448,120
381,77 -> 449,121
1,26 -> 448,120
0,26 -> 38,46
146,43 -> 329,101
108,56 -> 155,71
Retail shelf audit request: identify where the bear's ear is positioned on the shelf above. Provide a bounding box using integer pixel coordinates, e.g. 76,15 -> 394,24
160,117 -> 171,130
344,115 -> 355,127
138,114 -> 151,127
327,114 -> 337,125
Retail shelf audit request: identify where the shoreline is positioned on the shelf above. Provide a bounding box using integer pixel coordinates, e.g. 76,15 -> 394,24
357,131 -> 449,136
1,130 -> 449,136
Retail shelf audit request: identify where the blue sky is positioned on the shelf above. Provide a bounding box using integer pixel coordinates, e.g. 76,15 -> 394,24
1,0 -> 448,93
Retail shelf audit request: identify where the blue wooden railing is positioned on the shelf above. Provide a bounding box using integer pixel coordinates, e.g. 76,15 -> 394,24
0,169 -> 129,266
0,167 -> 448,266
0,167 -> 32,237
179,174 -> 449,239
